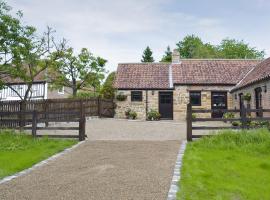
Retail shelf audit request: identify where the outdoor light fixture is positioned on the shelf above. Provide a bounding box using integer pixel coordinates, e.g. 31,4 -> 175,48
152,90 -> 154,95
263,85 -> 267,93
235,94 -> 237,100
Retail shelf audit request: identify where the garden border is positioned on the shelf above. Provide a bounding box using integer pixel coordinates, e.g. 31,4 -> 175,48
167,140 -> 187,200
0,139 -> 86,185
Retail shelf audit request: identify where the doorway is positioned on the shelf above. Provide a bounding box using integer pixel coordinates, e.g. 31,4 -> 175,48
159,92 -> 173,119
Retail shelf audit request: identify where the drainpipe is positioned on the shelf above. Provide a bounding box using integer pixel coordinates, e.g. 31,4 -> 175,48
145,90 -> 148,120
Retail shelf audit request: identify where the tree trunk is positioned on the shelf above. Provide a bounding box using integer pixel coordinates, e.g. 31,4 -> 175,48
72,87 -> 77,97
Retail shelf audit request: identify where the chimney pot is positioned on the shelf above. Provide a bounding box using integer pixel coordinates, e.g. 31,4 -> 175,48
172,49 -> 180,64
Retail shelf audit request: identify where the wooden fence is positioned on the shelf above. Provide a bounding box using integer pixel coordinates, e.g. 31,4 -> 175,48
0,98 -> 115,140
186,103 -> 270,141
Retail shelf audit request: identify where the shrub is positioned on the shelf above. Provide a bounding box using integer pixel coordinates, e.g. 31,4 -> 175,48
232,121 -> 241,127
128,110 -> 137,119
147,109 -> 161,121
125,109 -> 137,119
125,108 -> 131,118
116,93 -> 127,101
223,112 -> 235,123
243,93 -> 251,101
69,91 -> 98,99
192,113 -> 197,120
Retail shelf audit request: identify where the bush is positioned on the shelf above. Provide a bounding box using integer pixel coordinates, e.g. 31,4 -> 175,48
223,112 -> 235,123
192,113 -> 197,120
70,91 -> 98,99
147,109 -> 161,121
129,111 -> 137,119
116,93 -> 127,101
243,93 -> 251,101
125,109 -> 137,119
232,121 -> 241,127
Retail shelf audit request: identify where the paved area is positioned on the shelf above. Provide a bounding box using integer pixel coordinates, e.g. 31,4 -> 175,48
0,119 -> 183,200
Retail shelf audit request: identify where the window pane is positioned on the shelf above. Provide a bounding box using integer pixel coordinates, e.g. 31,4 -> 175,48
131,91 -> 142,101
190,91 -> 201,106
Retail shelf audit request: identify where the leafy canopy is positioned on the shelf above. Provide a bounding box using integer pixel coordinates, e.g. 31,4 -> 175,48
176,34 -> 265,59
160,46 -> 172,62
0,0 -> 66,100
141,46 -> 154,62
50,47 -> 107,97
100,71 -> 116,99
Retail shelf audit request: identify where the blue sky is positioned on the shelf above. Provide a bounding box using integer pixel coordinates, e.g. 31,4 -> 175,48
8,0 -> 270,72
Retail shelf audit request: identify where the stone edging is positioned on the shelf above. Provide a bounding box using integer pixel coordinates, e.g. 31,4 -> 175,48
167,140 -> 187,200
0,140 -> 86,185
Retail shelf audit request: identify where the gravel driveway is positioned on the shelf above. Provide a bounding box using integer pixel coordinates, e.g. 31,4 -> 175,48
0,119 -> 183,200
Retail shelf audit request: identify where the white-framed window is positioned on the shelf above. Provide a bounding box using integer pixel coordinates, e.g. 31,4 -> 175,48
58,86 -> 65,94
10,85 -> 23,97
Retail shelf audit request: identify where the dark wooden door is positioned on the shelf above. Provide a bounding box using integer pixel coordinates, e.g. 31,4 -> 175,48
211,92 -> 227,118
159,92 -> 173,119
255,87 -> 262,117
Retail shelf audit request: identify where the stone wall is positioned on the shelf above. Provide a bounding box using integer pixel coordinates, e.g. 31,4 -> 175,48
173,85 -> 234,120
115,90 -> 160,120
231,80 -> 270,117
115,85 -> 235,121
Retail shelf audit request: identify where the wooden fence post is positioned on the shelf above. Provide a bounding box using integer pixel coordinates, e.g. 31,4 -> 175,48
97,97 -> 101,117
241,104 -> 247,129
187,103 -> 193,141
44,100 -> 49,127
79,103 -> 86,141
32,110 -> 37,137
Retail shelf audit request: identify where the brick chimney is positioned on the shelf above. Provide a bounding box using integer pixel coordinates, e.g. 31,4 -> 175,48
172,49 -> 180,64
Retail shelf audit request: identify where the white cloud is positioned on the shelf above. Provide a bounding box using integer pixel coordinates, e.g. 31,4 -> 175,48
8,0 -> 269,73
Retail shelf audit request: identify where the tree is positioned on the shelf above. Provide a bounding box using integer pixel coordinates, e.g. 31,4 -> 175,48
50,48 -> 107,97
176,34 -> 265,59
218,39 -> 265,59
141,46 -> 154,62
0,1 -> 66,100
160,46 -> 172,62
100,71 -> 116,99
176,35 -> 217,58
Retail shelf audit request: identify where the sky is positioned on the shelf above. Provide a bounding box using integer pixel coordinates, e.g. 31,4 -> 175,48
8,0 -> 270,73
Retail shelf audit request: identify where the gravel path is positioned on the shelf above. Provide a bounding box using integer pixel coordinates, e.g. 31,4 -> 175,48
0,140 -> 180,200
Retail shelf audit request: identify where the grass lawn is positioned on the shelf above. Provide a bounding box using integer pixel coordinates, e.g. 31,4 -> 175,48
178,128 -> 270,200
0,129 -> 77,179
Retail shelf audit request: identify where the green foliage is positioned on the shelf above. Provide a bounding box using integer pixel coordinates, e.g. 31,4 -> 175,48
176,34 -> 265,59
147,109 -> 161,121
50,47 -> 107,97
160,46 -> 172,62
218,39 -> 265,59
125,108 -> 137,119
0,1 -> 66,100
0,129 -> 76,179
232,121 -> 241,127
70,91 -> 98,99
177,35 -> 218,59
192,113 -> 197,120
100,72 -> 116,99
116,93 -> 127,101
178,129 -> 270,200
223,112 -> 235,123
243,93 -> 251,101
141,46 -> 154,62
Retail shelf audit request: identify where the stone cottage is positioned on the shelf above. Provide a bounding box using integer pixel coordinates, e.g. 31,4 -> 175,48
231,57 -> 270,117
114,50 -> 261,120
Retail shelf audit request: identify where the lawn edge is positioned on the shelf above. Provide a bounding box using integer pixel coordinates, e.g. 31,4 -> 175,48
167,140 -> 187,200
0,139 -> 86,185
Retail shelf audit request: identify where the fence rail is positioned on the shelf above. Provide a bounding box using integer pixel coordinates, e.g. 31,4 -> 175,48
186,103 -> 270,141
0,97 -> 115,140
